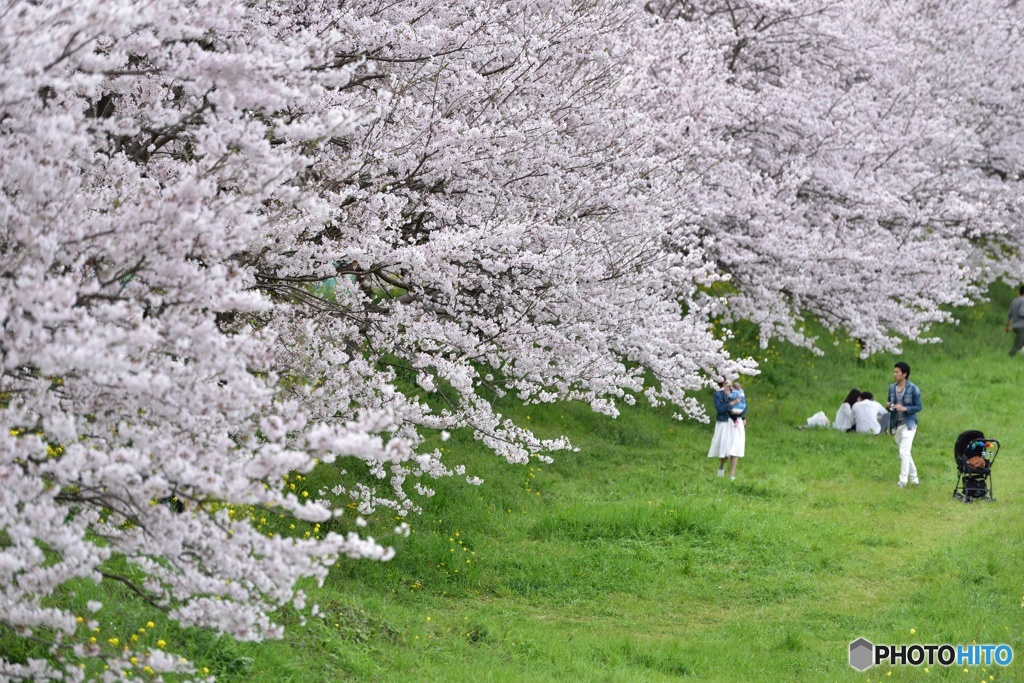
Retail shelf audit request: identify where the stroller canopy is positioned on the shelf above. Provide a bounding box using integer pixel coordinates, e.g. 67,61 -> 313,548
955,429 -> 987,461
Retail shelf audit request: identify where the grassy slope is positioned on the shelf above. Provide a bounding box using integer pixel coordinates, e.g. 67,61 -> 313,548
245,283 -> 1024,682
11,286 -> 1024,682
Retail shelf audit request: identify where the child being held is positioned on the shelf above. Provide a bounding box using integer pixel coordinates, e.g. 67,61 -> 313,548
729,381 -> 747,426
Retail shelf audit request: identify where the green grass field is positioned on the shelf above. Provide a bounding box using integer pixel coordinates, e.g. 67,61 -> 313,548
9,285 -> 1024,682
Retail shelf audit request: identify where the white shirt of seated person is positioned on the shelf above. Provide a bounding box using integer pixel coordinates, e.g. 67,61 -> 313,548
852,399 -> 886,435
833,402 -> 855,431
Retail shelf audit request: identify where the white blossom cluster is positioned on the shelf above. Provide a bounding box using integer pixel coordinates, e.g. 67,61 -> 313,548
1,0 -> 1022,678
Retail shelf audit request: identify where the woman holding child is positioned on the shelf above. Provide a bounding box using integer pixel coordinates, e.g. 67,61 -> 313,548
707,377 -> 746,480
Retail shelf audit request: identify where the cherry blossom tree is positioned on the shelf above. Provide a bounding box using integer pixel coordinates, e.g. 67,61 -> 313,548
648,0 -> 1024,354
0,0 -> 749,678
904,0 -> 1024,284
0,2 -> 404,679
3,0 -> 1022,678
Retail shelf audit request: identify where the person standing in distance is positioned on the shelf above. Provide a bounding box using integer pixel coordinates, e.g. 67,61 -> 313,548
708,377 -> 745,480
1004,285 -> 1024,356
887,362 -> 921,487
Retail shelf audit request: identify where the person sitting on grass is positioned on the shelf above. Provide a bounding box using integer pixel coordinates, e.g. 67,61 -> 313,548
833,388 -> 860,432
851,391 -> 888,435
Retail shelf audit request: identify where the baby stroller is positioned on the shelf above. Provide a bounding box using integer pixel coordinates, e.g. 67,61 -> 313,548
953,430 -> 999,503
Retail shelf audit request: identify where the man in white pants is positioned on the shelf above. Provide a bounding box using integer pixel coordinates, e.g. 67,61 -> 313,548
886,362 -> 922,487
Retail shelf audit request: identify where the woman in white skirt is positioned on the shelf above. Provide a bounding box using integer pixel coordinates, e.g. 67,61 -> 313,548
708,377 -> 745,480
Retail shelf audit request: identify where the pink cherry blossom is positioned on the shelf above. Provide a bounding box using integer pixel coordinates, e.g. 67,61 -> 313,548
2,0 -> 1020,678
